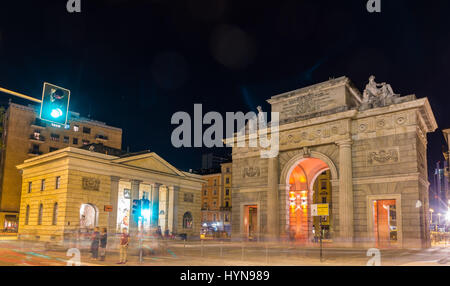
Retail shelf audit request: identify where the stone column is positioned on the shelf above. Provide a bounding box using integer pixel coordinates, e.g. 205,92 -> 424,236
129,179 -> 141,234
151,183 -> 161,228
164,186 -> 170,232
168,186 -> 180,235
278,184 -> 289,240
108,176 -> 120,235
336,139 -> 354,245
267,156 -> 279,240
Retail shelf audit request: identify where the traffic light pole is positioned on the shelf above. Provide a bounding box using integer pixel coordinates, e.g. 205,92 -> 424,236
0,86 -> 42,103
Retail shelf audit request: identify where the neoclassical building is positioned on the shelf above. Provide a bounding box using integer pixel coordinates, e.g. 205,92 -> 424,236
16,147 -> 204,242
230,76 -> 437,248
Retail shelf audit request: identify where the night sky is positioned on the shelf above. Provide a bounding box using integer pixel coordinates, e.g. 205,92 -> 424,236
0,0 -> 449,173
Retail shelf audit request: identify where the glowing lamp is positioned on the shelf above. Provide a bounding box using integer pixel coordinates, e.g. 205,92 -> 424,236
51,108 -> 63,118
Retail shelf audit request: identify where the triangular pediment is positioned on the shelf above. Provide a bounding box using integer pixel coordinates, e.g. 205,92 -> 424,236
112,152 -> 184,176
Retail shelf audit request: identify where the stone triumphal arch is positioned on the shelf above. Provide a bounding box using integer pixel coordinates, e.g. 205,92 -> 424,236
230,76 -> 437,248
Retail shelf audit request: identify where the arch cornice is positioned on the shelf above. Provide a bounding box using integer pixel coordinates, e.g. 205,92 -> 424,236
279,150 -> 339,185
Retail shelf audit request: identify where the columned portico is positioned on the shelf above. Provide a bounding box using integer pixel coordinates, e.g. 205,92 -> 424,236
336,139 -> 354,245
17,148 -> 204,242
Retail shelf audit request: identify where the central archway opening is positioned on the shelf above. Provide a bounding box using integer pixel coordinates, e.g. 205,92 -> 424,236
287,157 -> 332,244
80,203 -> 98,230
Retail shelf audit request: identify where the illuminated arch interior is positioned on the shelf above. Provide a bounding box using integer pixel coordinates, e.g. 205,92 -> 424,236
287,157 -> 331,242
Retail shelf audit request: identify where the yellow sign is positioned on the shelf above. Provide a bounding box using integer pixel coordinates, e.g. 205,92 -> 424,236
311,203 -> 329,216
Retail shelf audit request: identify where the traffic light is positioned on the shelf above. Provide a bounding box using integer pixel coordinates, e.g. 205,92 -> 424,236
132,199 -> 141,219
40,82 -> 70,125
141,199 -> 150,219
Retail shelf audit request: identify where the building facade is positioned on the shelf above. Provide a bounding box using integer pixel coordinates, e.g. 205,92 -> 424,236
0,102 -> 122,232
430,161 -> 448,221
16,147 -> 204,242
199,162 -> 233,237
230,76 -> 437,248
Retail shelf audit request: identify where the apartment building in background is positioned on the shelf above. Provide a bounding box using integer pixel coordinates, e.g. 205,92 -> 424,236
198,160 -> 232,238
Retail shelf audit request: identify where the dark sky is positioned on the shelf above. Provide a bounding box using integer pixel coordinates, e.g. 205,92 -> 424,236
0,0 -> 449,173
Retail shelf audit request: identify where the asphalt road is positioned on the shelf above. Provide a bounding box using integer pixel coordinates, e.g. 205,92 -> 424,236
0,239 -> 448,266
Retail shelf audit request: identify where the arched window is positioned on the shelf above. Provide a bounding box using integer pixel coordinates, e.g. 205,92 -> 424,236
38,204 -> 43,225
25,205 -> 30,225
52,203 -> 58,225
182,212 -> 193,229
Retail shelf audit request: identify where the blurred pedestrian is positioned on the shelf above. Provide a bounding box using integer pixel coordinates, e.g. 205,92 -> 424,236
99,227 -> 108,261
117,228 -> 129,264
90,227 -> 100,260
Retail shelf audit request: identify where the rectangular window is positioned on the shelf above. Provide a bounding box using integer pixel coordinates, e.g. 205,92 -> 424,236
73,138 -> 78,145
213,189 -> 217,196
226,189 -> 230,196
50,133 -> 60,141
55,176 -> 61,189
41,179 -> 45,191
73,125 -> 79,132
63,136 -> 69,143
83,127 -> 91,134
321,180 -> 327,190
226,167 -> 230,173
226,177 -> 230,184
82,139 -> 90,145
28,182 -> 32,193
203,190 -> 207,196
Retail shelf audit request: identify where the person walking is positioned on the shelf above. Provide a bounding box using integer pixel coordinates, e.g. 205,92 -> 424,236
90,227 -> 100,260
118,228 -> 129,264
99,228 -> 108,261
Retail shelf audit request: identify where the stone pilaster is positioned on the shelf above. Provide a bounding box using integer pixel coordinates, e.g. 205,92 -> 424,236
267,156 -> 279,240
168,186 -> 179,235
151,183 -> 161,228
336,139 -> 354,245
108,176 -> 120,235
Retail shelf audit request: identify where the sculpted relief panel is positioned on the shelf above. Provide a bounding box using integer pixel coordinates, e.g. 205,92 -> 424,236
280,91 -> 339,121
366,147 -> 400,166
353,111 -> 414,138
279,120 -> 349,150
243,167 -> 260,178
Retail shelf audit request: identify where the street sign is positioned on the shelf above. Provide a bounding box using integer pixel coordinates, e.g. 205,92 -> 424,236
104,205 -> 113,212
311,203 -> 329,216
39,82 -> 70,125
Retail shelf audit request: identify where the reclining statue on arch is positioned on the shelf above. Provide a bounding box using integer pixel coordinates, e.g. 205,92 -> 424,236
361,75 -> 399,109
